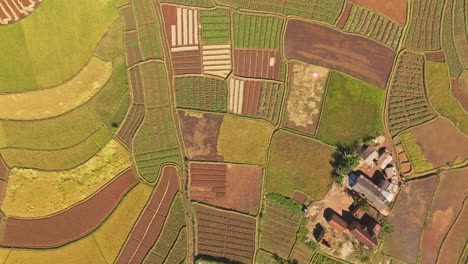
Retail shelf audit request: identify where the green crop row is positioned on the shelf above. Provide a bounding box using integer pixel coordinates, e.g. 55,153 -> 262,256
441,0 -> 464,77
175,76 -> 227,112
233,13 -> 283,49
133,0 -> 164,60
256,82 -> 284,124
200,9 -> 231,44
159,0 -> 214,7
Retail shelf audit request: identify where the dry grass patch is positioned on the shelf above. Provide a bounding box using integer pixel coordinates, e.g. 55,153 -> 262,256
2,140 -> 132,217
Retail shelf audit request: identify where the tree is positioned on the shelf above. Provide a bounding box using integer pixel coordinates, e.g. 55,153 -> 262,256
381,219 -> 394,234
353,197 -> 370,213
331,144 -> 360,184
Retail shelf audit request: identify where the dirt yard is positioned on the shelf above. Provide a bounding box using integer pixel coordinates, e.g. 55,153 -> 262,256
284,20 -> 396,89
349,0 -> 407,25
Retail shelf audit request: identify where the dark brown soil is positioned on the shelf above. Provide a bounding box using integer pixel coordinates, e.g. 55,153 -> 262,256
241,81 -> 261,115
292,190 -> 307,204
189,162 -> 263,215
178,110 -> 224,161
284,20 -> 396,89
234,49 -> 281,80
124,31 -> 144,66
117,104 -> 145,146
0,156 -> 8,181
336,2 -> 353,29
0,0 -> 42,25
117,166 -> 180,264
161,5 -> 177,48
383,176 -> 438,263
120,5 -> 137,31
172,50 -> 202,75
421,168 -> 468,264
0,170 -> 138,247
410,117 -> 468,168
451,78 -> 468,111
425,50 -> 446,62
350,0 -> 407,25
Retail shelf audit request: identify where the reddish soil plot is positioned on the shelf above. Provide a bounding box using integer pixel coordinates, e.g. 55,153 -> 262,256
420,168 -> 468,264
189,162 -> 262,215
349,0 -> 407,25
117,104 -> 145,146
438,199 -> 468,264
0,169 -> 138,248
117,166 -> 180,264
451,78 -> 468,111
425,50 -> 446,62
234,49 -> 282,80
124,31 -> 144,66
0,0 -> 42,25
193,203 -> 256,263
178,110 -> 223,161
171,49 -> 202,75
0,155 -> 8,181
161,5 -> 199,48
336,1 -> 353,29
408,117 -> 468,168
284,20 -> 396,89
383,176 -> 439,263
120,5 -> 137,31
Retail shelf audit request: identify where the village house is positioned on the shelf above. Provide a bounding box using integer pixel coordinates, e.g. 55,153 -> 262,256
348,221 -> 378,248
348,173 -> 391,216
325,210 -> 348,232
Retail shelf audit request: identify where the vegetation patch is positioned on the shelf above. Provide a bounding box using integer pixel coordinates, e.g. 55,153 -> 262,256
162,228 -> 187,264
233,13 -> 283,49
94,18 -> 125,61
159,0 -> 214,7
1,140 -> 132,217
311,253 -> 343,264
441,0 -> 464,77
0,0 -> 119,92
175,76 -> 228,112
426,62 -> 468,134
317,71 -> 384,145
266,130 -> 334,200
399,132 -> 433,173
132,0 -> 164,60
217,115 -> 273,165
404,0 -> 444,50
200,9 -> 231,44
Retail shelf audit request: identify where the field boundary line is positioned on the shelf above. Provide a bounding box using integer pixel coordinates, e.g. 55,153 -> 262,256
160,226 -> 186,263
92,234 -> 109,264
313,68 -> 333,138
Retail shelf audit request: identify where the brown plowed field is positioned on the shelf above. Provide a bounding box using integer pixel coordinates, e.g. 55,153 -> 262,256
383,177 -> 439,263
425,50 -> 445,62
194,203 -> 256,264
336,1 -> 353,29
349,0 -> 407,25
120,5 -> 137,31
234,49 -> 281,80
451,78 -> 468,111
284,20 -> 396,89
178,110 -> 224,161
241,81 -> 262,115
190,162 -> 262,215
438,198 -> 468,264
0,0 -> 42,25
0,169 -> 138,248
172,50 -> 202,75
0,156 -> 8,181
290,243 -> 315,264
124,31 -> 143,66
117,104 -> 145,146
420,168 -> 468,264
117,166 -> 180,264
409,117 -> 468,168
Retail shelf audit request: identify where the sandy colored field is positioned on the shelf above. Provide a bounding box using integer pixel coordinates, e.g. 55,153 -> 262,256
0,57 -> 111,120
178,110 -> 224,161
285,20 -> 396,89
383,177 -> 439,263
2,140 -> 132,217
265,130 -> 334,200
438,199 -> 468,264
189,162 -> 263,215
2,183 -> 151,264
1,170 -> 137,247
217,115 -> 273,165
408,117 -> 468,168
0,0 -> 119,92
283,61 -> 329,135
420,168 -> 468,264
350,0 -> 407,25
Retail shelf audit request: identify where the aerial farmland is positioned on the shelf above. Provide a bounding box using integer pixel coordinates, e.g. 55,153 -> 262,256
0,0 -> 466,263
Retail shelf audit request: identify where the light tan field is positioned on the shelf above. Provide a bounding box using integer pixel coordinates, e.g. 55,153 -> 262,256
1,140 -> 132,217
0,56 -> 112,120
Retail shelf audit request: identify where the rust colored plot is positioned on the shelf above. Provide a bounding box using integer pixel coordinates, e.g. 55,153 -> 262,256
409,117 -> 468,168
178,110 -> 223,161
117,104 -> 145,146
190,162 -> 262,215
438,198 -> 468,264
124,31 -> 144,66
425,50 -> 445,62
451,78 -> 468,111
117,166 -> 180,264
234,49 -> 281,80
0,170 -> 138,247
292,190 -> 307,205
383,177 -> 439,263
171,50 -> 202,75
349,0 -> 407,25
194,203 -> 256,264
284,20 -> 396,89
336,1 -> 353,29
161,5 -> 199,48
421,168 -> 468,264
0,155 -> 8,181
241,81 -> 262,115
0,0 -> 42,25
120,5 -> 137,31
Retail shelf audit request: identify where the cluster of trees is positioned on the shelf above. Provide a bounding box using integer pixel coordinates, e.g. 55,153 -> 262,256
330,144 -> 360,184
